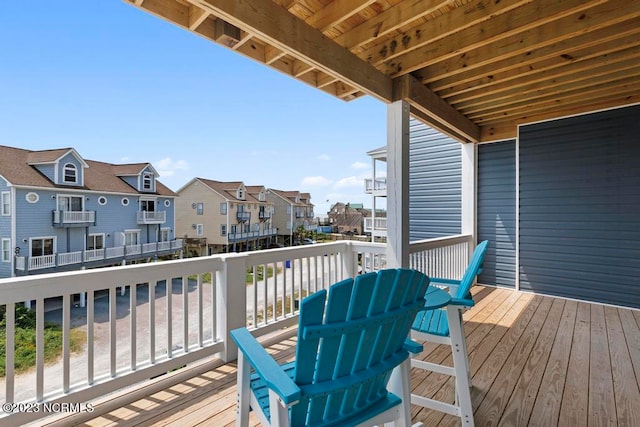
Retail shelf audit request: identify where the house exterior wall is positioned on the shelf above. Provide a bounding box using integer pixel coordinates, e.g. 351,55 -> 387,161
0,177 -> 12,277
409,119 -> 462,241
35,164 -> 56,182
477,141 -> 517,288
518,105 -> 640,308
175,181 -> 228,247
267,192 -> 293,242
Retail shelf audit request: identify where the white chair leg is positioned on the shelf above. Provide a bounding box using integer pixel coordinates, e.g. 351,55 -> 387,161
447,307 -> 474,426
388,358 -> 412,426
236,352 -> 251,427
269,390 -> 290,427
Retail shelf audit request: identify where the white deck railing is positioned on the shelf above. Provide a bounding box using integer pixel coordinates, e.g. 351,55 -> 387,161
0,235 -> 471,426
364,217 -> 388,232
15,240 -> 183,272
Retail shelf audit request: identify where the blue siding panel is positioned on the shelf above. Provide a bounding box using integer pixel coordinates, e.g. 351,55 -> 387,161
519,105 -> 640,308
477,141 -> 517,288
409,119 -> 462,240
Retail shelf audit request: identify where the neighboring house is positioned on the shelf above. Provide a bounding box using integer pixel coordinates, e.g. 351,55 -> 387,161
266,189 -> 316,245
175,178 -> 277,254
327,202 -> 368,235
0,145 -> 181,278
364,147 -> 387,242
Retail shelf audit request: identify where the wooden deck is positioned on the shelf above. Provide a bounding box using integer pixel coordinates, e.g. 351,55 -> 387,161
43,286 -> 640,426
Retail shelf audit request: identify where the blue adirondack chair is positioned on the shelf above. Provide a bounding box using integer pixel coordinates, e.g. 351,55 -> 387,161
409,240 -> 489,427
231,268 -> 429,427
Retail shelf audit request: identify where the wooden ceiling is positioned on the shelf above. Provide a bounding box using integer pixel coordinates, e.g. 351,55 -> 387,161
126,0 -> 640,143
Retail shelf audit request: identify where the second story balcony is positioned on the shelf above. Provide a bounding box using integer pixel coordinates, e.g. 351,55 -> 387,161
258,210 -> 271,220
364,217 -> 387,232
137,210 -> 166,224
364,177 -> 387,194
236,211 -> 251,222
52,210 -> 96,227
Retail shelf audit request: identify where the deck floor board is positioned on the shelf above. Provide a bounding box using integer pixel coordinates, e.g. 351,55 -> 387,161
41,287 -> 640,427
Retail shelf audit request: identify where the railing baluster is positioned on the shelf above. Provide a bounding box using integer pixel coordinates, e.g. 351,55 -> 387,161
166,278 -> 172,358
87,290 -> 94,384
149,281 -> 156,364
62,294 -> 70,392
130,284 -> 137,370
211,272 -> 217,342
5,302 -> 15,402
36,298 -> 44,401
109,287 -> 116,378
182,275 -> 188,352
252,265 -> 258,328
197,274 -> 203,347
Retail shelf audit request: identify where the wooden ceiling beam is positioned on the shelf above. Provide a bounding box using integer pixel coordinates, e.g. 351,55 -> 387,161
360,0 -> 536,69
188,0 -> 393,102
394,74 -> 480,143
335,0 -> 451,51
415,0 -> 640,83
431,19 -> 640,96
444,32 -> 640,104
306,0 -> 375,32
382,0 -> 607,77
188,5 -> 208,30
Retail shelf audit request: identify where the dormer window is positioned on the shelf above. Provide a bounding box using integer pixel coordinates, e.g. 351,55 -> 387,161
238,189 -> 245,199
258,191 -> 265,202
143,173 -> 153,190
63,163 -> 78,183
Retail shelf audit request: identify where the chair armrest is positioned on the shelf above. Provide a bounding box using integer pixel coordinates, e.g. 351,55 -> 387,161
404,338 -> 424,355
230,328 -> 301,405
429,278 -> 461,287
450,298 -> 475,307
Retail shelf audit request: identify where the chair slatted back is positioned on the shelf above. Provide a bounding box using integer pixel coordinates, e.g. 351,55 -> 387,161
455,240 -> 490,299
291,269 -> 429,426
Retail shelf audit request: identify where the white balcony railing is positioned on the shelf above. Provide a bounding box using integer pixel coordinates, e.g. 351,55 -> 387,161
15,240 -> 184,272
53,210 -> 96,225
137,211 -> 166,224
364,217 -> 387,232
0,235 -> 471,426
364,177 -> 387,193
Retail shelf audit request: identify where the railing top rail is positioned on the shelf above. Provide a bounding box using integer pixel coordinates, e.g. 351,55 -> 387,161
0,255 -> 226,303
408,234 -> 472,253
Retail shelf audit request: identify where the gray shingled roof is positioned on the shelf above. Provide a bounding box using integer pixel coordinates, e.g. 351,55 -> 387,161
0,145 -> 176,196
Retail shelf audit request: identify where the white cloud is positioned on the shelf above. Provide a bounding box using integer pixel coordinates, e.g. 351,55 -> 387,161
317,154 -> 330,161
120,156 -> 130,162
351,161 -> 369,170
154,157 -> 189,177
301,176 -> 333,186
334,176 -> 363,189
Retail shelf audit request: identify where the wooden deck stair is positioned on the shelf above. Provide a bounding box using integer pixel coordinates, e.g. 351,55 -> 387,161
41,286 -> 640,427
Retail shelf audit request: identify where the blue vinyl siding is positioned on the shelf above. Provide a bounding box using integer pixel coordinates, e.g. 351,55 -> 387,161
477,141 -> 517,288
0,178 -> 11,277
409,119 -> 462,241
34,164 -> 56,182
518,105 -> 640,308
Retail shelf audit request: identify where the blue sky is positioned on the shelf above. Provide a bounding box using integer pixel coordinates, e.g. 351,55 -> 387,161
0,1 -> 387,216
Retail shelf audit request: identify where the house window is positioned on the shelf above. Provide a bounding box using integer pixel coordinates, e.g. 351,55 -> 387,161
31,237 -> 54,257
238,189 -> 244,199
88,234 -> 104,250
25,192 -> 39,203
258,192 -> 265,202
2,239 -> 10,262
124,230 -> 140,246
140,199 -> 156,212
121,197 -> 129,206
1,192 -> 10,216
164,199 -> 171,207
58,195 -> 83,212
197,202 -> 204,215
142,173 -> 153,190
98,196 -> 107,205
159,228 -> 170,242
220,202 -> 227,214
196,224 -> 204,236
63,163 -> 78,183
244,224 -> 250,233
221,225 -> 227,236
230,225 -> 237,235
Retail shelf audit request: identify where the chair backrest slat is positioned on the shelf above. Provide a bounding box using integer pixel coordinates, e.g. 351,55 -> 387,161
456,240 -> 490,299
293,268 -> 429,426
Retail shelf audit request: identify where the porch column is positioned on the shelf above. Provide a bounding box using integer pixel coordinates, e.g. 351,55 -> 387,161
216,252 -> 247,362
386,100 -> 410,268
461,142 -> 477,254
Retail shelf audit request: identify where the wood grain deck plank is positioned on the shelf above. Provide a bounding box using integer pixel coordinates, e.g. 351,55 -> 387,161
499,298 -> 566,426
588,304 -> 617,426
527,299 -> 578,427
558,301 -> 590,427
618,309 -> 640,392
473,296 -> 554,426
604,306 -> 640,426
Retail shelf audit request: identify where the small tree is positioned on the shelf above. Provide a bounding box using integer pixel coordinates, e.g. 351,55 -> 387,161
294,225 -> 307,243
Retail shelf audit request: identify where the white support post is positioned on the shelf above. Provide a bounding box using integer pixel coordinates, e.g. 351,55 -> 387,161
216,253 -> 247,362
341,242 -> 356,278
386,100 -> 410,268
461,142 -> 477,257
